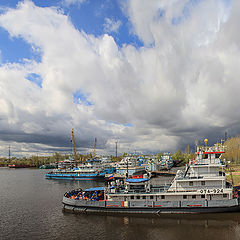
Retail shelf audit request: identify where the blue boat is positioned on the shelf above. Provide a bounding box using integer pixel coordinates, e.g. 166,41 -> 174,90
46,162 -> 115,180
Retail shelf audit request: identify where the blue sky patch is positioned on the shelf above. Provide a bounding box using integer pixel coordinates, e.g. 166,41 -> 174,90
171,0 -> 232,26
124,123 -> 133,127
73,90 -> 93,106
0,27 -> 42,64
0,0 -> 19,9
26,73 -> 43,88
172,0 -> 202,25
107,121 -> 133,127
61,0 -> 143,48
154,8 -> 165,22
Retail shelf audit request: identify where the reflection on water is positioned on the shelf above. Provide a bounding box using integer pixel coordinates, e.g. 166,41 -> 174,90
1,168 -> 240,240
61,212 -> 240,240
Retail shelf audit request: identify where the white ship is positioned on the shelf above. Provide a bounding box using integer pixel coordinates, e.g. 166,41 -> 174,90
63,140 -> 240,214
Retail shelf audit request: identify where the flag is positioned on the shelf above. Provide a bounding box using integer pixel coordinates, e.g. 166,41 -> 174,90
108,174 -> 114,180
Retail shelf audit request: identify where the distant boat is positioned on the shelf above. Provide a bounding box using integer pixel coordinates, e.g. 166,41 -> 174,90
57,158 -> 75,169
40,163 -> 58,169
157,152 -> 174,170
8,164 -> 31,168
115,157 -> 146,177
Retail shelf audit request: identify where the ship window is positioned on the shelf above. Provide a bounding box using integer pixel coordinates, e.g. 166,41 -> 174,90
161,195 -> 165,199
192,195 -> 196,199
223,194 -> 228,198
201,181 -> 205,186
130,196 -> 134,200
201,195 -> 205,198
150,196 -> 154,199
183,195 -> 187,199
136,196 -> 140,200
203,154 -> 208,159
189,181 -> 193,186
142,196 -> 146,199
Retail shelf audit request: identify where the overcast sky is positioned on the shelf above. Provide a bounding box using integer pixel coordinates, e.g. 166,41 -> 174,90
0,0 -> 239,157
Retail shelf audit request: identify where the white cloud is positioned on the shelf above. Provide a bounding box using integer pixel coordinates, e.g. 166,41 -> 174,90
103,18 -> 122,33
0,0 -> 239,156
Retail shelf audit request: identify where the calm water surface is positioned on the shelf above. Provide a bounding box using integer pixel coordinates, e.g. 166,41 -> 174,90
1,168 -> 240,240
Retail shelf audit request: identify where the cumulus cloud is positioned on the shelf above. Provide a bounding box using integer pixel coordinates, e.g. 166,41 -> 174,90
122,0 -> 240,142
103,18 -> 122,33
0,0 -> 239,156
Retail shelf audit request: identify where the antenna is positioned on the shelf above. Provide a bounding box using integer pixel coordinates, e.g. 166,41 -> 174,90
195,140 -> 198,152
115,141 -> 118,157
93,138 -> 97,158
225,132 -> 228,141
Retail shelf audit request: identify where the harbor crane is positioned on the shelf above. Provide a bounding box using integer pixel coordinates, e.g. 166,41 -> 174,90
71,128 -> 78,161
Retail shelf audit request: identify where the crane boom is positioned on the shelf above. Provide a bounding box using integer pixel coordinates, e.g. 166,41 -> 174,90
93,138 -> 97,158
71,128 -> 78,161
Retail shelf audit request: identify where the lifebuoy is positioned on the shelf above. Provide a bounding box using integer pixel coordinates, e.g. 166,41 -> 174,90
194,160 -> 198,165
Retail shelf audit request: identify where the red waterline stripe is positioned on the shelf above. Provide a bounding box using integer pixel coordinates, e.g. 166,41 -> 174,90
195,152 -> 224,154
187,204 -> 202,207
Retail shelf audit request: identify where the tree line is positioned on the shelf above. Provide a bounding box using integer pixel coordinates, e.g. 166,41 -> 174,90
223,136 -> 240,164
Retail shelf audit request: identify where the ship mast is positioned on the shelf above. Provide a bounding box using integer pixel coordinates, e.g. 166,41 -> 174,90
93,138 -> 97,158
8,146 -> 11,163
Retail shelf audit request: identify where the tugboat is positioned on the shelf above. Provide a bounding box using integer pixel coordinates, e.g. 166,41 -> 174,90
62,140 -> 240,214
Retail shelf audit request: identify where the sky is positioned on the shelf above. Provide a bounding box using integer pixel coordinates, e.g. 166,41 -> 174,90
0,0 -> 239,157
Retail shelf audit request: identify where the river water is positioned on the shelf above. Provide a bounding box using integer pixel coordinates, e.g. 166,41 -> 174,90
1,168 -> 240,240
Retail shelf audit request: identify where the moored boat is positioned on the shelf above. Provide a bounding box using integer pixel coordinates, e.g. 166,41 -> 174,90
157,152 -> 173,170
46,161 -> 115,180
62,140 -> 240,214
108,156 -> 146,179
8,164 -> 31,168
40,163 -> 58,169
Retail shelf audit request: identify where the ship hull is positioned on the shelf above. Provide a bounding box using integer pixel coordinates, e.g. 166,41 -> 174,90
46,173 -> 105,180
62,197 -> 240,214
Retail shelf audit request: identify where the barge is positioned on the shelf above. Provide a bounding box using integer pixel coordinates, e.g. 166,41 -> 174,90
63,140 -> 240,214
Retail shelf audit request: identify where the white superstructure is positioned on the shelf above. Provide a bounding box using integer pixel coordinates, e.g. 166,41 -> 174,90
167,142 -> 232,201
